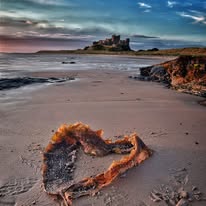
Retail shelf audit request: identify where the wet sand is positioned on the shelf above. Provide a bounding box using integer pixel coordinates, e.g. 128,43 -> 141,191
0,68 -> 206,206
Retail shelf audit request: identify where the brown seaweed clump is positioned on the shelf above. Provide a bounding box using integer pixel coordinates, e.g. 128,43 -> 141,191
42,122 -> 152,205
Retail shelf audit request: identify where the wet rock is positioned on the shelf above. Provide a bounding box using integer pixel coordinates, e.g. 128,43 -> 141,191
140,66 -> 152,76
0,76 -> 75,90
147,48 -> 159,52
0,77 -> 47,90
62,61 -> 76,64
134,56 -> 206,98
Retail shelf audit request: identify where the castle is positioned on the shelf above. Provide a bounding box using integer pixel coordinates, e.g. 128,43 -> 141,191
84,35 -> 131,51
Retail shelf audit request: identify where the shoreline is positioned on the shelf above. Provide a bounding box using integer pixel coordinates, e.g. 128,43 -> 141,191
0,68 -> 205,206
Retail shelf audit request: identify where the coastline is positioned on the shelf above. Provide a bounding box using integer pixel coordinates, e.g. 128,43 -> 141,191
36,47 -> 206,56
0,68 -> 206,206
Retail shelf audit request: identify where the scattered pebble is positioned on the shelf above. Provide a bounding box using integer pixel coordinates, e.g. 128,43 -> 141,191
195,141 -> 199,145
192,186 -> 197,191
32,200 -> 36,205
149,167 -> 205,206
185,132 -> 189,135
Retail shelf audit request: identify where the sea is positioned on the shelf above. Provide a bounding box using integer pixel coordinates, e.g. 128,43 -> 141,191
0,53 -> 165,105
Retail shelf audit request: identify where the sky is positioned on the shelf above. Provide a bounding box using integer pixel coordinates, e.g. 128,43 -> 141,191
0,0 -> 206,52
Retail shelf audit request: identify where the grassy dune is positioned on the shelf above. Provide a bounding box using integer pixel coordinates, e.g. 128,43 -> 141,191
135,47 -> 206,56
37,47 -> 206,56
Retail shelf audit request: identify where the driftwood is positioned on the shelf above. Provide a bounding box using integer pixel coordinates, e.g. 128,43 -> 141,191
42,123 -> 152,205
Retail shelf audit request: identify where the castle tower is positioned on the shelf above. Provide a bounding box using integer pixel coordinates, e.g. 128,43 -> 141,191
126,38 -> 130,45
112,35 -> 120,44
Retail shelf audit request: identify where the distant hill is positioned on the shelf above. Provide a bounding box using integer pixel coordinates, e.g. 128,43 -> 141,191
37,47 -> 206,56
135,47 -> 206,56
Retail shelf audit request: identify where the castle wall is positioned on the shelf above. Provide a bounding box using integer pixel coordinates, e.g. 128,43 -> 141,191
92,35 -> 131,51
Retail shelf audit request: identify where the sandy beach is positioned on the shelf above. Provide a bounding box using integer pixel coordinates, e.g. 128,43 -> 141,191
0,65 -> 206,205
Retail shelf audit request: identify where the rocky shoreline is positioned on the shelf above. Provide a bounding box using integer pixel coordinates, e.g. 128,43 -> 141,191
0,76 -> 75,90
129,55 -> 206,99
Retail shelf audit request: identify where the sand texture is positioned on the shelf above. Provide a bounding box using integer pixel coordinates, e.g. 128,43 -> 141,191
0,68 -> 206,206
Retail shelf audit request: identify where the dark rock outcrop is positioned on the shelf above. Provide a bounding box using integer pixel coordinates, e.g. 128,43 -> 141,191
0,76 -> 75,90
161,55 -> 206,97
62,61 -> 76,64
130,55 -> 206,98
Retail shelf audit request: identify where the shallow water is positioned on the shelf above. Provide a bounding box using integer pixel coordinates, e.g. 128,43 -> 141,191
0,53 -> 165,106
0,53 -> 163,78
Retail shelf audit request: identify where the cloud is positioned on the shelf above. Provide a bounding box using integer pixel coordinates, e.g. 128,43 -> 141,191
0,16 -> 50,28
137,2 -> 152,9
178,12 -> 206,25
144,9 -> 151,13
131,34 -> 158,38
0,33 -> 94,42
167,1 -> 178,8
25,0 -> 66,6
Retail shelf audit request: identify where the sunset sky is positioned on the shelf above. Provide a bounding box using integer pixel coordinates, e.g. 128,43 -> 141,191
1,0 -> 206,52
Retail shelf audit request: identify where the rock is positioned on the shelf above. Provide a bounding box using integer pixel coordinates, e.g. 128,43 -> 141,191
150,66 -> 168,82
147,48 -> 159,52
0,76 -> 75,90
192,186 -> 198,191
139,65 -> 169,83
140,66 -> 152,76
162,55 -> 206,97
62,61 -> 76,64
136,55 -> 206,98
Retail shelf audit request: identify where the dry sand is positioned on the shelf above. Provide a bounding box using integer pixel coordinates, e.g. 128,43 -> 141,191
0,67 -> 206,206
